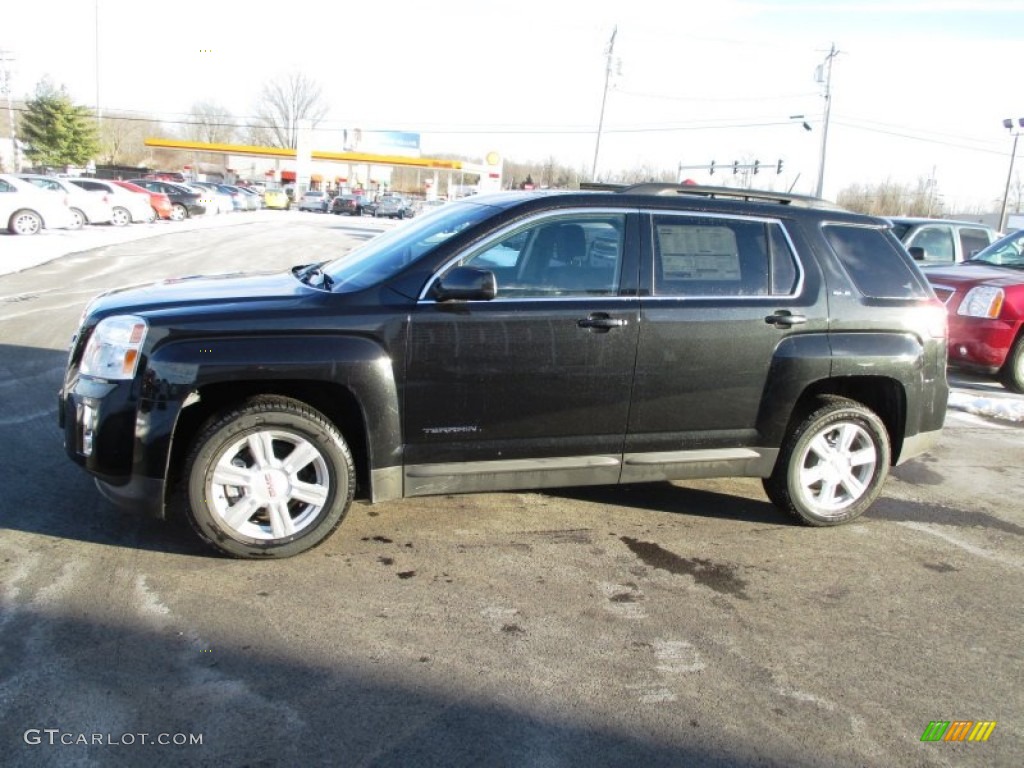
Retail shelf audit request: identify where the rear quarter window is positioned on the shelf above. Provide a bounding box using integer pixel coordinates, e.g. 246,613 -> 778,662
823,224 -> 930,299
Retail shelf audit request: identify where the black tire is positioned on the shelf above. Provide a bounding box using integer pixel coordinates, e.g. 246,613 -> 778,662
763,396 -> 890,526
184,396 -> 355,558
8,208 -> 43,235
170,203 -> 187,222
110,206 -> 131,227
999,336 -> 1024,394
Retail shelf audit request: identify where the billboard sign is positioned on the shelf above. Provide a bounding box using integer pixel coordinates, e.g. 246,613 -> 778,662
343,130 -> 421,156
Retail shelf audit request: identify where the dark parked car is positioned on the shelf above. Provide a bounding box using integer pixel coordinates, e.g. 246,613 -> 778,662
924,227 -> 1024,392
59,183 -> 948,558
128,179 -> 207,221
330,194 -> 371,216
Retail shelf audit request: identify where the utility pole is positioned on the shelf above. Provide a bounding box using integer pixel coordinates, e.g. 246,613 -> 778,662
814,43 -> 838,199
591,26 -> 617,182
0,49 -> 18,172
94,0 -> 102,128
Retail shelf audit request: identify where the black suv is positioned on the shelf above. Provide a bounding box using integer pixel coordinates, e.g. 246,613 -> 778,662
59,184 -> 949,558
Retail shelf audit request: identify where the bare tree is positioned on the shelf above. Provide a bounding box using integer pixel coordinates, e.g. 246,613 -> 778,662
98,111 -> 162,166
185,101 -> 236,145
837,177 -> 946,217
248,72 -> 328,149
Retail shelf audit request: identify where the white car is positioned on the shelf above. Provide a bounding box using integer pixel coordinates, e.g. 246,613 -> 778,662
298,189 -> 329,212
186,182 -> 234,215
0,173 -> 78,235
19,173 -> 115,228
65,177 -> 154,225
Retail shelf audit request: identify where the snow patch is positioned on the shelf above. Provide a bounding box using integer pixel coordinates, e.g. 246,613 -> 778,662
948,392 -> 1024,424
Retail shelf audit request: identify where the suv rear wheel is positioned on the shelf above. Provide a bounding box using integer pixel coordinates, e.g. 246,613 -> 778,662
763,396 -> 890,526
184,396 -> 355,558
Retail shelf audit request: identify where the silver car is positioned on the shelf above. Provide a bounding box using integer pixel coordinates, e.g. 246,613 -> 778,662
19,174 -> 115,228
298,189 -> 329,213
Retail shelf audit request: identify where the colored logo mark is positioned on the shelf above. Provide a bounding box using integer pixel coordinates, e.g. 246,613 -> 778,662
920,721 -> 996,742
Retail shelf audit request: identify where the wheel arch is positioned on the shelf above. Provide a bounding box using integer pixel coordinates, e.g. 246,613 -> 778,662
778,377 -> 907,466
167,380 -> 374,506
150,335 -> 404,514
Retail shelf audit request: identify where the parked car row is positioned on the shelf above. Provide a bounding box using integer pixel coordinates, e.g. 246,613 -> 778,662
304,190 -> 420,219
1,173 -> 295,235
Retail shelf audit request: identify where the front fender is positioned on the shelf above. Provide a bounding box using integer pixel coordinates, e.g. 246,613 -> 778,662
141,334 -> 402,497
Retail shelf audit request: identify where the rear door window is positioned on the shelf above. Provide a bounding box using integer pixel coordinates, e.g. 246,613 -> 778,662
823,224 -> 930,299
959,228 -> 992,259
651,215 -> 799,297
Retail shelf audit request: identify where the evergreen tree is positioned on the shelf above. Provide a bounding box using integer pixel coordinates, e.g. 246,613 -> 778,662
19,79 -> 99,168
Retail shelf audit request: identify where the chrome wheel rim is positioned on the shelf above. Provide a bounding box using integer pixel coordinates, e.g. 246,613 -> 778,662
797,422 -> 877,516
170,205 -> 186,221
70,209 -> 85,228
208,430 -> 331,541
111,207 -> 130,226
13,211 -> 41,234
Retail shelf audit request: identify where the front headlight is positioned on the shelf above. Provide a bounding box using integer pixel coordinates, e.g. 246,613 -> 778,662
79,315 -> 148,379
957,286 -> 1004,319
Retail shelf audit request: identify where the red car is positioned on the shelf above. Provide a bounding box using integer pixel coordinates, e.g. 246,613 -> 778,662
924,228 -> 1024,392
113,180 -> 173,221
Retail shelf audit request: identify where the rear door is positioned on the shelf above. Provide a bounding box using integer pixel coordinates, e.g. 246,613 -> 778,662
623,211 -> 829,481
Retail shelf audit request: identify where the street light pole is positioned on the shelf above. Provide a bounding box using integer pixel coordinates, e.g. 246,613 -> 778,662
998,117 -> 1024,233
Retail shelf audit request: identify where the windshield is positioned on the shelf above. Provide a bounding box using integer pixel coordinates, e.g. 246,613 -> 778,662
967,229 -> 1024,268
321,200 -> 496,292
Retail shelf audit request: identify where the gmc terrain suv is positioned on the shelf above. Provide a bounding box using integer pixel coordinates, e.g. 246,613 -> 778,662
59,184 -> 949,558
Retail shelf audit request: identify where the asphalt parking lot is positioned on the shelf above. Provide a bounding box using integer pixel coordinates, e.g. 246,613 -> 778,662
1,212 -> 1021,766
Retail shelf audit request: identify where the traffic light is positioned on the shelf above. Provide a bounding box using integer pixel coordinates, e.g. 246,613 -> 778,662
753,160 -> 760,175
709,160 -> 715,175
733,161 -> 739,175
776,159 -> 783,174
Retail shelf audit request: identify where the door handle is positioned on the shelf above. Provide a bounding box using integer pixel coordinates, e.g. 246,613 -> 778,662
764,311 -> 807,327
578,313 -> 628,331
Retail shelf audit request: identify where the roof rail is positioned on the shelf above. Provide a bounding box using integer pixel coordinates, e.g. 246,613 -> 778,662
579,182 -> 841,210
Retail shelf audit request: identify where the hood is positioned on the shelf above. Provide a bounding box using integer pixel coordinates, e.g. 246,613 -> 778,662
922,263 -> 1024,287
86,269 -> 315,318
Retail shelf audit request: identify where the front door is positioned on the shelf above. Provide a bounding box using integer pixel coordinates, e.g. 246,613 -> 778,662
404,211 -> 640,495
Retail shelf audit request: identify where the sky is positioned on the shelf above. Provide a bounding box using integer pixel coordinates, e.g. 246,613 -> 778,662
3,0 -> 1023,210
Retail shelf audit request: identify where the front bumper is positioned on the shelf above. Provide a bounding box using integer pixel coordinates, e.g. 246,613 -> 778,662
947,315 -> 1016,372
59,376 -> 177,519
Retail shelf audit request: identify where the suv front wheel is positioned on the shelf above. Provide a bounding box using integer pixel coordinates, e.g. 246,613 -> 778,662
184,396 -> 355,558
763,396 -> 890,526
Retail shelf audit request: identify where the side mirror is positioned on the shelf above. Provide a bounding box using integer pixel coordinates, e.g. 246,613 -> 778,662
908,246 -> 926,261
434,266 -> 497,301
